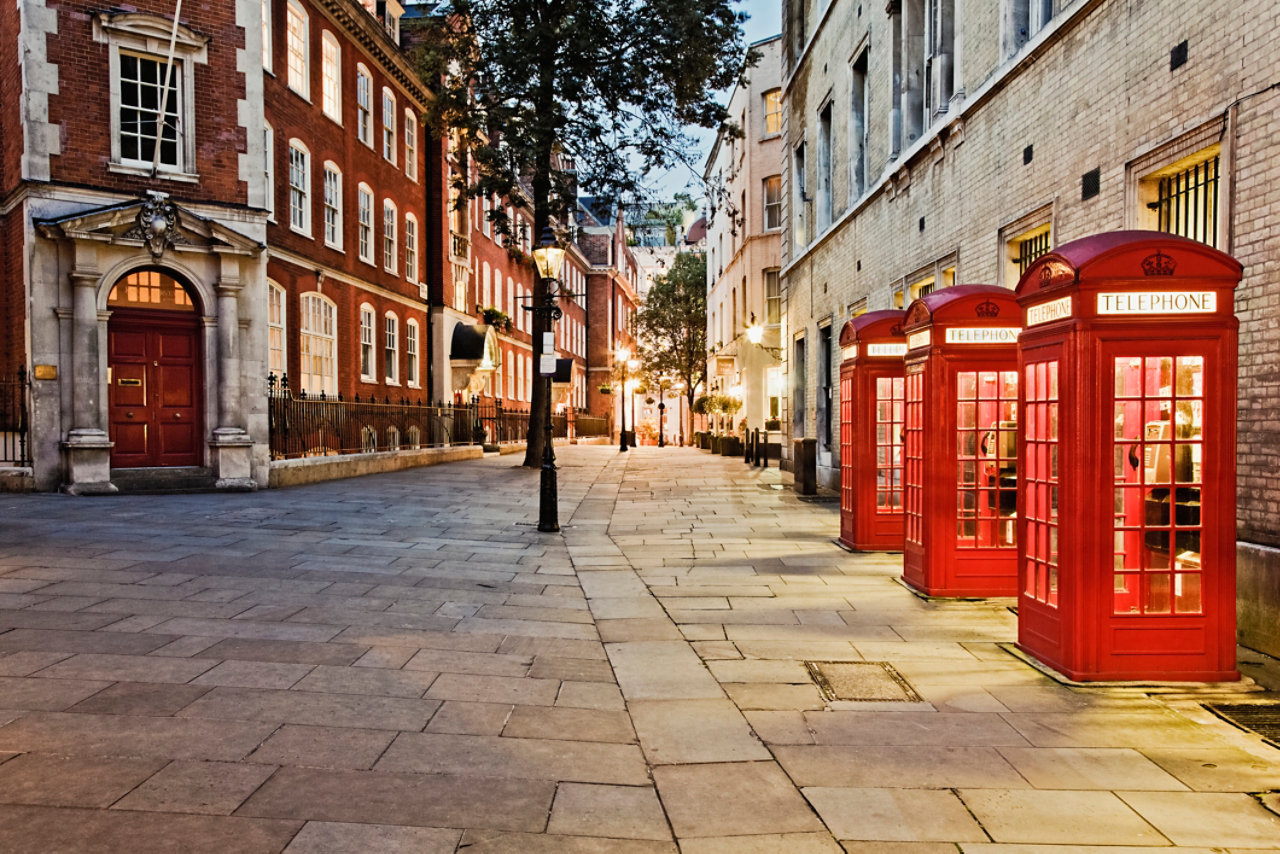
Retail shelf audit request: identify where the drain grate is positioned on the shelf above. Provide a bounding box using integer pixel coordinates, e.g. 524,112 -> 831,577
805,661 -> 923,703
1204,703 -> 1280,748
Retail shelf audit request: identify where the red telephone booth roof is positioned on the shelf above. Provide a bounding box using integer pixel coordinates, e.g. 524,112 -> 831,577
902,284 -> 1020,331
839,310 -> 905,347
1016,230 -> 1242,300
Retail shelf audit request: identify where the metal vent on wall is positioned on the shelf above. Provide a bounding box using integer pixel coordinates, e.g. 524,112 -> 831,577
806,661 -> 923,703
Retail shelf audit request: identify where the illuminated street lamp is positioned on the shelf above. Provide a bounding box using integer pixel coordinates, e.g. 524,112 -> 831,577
617,345 -> 631,452
627,357 -> 640,446
671,380 -> 686,445
529,228 -> 566,533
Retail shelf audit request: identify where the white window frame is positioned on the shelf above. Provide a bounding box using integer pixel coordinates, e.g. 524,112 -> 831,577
321,31 -> 341,122
288,139 -> 311,236
383,199 -> 398,273
264,122 -> 275,220
299,292 -> 337,396
384,312 -> 400,385
322,162 -> 343,250
261,0 -> 273,71
357,183 -> 374,264
356,64 -> 373,147
404,213 -> 419,283
268,281 -> 287,377
763,88 -> 782,137
763,175 -> 782,231
285,0 -> 309,99
381,88 -> 397,164
360,303 -> 377,382
107,44 -> 199,176
406,319 -> 420,388
404,108 -> 418,181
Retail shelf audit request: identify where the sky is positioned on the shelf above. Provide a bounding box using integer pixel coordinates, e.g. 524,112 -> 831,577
647,0 -> 781,205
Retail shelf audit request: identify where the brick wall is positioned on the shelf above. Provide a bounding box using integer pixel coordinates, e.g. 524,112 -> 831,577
45,1 -> 247,204
0,1 -> 21,194
782,0 -> 1280,516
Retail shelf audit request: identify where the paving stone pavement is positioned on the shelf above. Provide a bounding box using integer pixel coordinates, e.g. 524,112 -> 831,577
0,446 -> 1278,852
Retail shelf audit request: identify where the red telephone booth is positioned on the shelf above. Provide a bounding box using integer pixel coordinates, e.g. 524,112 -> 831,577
1016,231 -> 1241,682
901,286 -> 1022,597
839,311 -> 907,551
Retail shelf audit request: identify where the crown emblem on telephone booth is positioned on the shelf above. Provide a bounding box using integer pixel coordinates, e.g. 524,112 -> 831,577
889,324 -> 903,336
974,299 -> 1001,318
1141,250 -> 1177,277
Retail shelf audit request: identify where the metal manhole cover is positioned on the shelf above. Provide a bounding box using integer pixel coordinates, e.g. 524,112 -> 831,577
805,661 -> 923,702
1204,703 -> 1280,748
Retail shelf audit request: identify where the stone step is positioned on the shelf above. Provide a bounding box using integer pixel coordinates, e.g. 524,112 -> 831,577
109,466 -> 217,494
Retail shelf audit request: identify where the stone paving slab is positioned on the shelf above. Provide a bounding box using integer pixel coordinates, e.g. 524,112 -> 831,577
1,447 -> 1279,852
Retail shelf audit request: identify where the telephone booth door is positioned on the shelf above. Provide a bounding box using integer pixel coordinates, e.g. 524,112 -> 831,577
901,286 -> 1022,597
838,311 -> 907,551
1016,231 -> 1241,681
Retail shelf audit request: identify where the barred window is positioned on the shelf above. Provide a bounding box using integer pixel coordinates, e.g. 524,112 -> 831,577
1151,154 -> 1219,248
1016,229 -> 1051,275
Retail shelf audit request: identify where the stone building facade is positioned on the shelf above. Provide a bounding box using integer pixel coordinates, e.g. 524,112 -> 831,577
704,36 -> 784,436
780,0 -> 1280,654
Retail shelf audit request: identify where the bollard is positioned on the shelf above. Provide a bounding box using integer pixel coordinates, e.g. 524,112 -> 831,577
793,437 -> 817,495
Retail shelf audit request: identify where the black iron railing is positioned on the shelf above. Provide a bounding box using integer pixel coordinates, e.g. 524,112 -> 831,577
267,373 -> 484,460
574,413 -> 609,438
267,375 -> 611,461
1154,154 -> 1219,248
0,366 -> 30,467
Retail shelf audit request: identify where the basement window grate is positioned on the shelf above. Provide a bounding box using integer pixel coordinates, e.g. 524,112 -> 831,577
1203,703 -> 1280,749
806,661 -> 923,702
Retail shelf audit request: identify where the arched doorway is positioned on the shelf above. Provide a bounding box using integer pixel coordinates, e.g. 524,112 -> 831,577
106,269 -> 203,468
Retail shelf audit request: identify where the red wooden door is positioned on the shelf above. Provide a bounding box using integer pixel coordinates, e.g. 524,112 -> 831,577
108,314 -> 202,467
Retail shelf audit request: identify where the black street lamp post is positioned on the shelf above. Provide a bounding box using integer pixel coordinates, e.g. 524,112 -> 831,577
529,229 -> 567,533
657,376 -> 671,447
617,346 -> 631,452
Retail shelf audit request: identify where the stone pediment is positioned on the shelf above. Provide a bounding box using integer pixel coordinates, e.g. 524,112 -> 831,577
35,194 -> 262,259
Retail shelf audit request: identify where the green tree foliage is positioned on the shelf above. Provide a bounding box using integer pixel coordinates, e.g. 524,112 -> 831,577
636,252 -> 707,418
411,0 -> 752,465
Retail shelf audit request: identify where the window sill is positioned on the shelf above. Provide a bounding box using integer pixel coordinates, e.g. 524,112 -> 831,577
360,376 -> 377,385
109,163 -> 199,183
290,225 -> 313,239
407,382 -> 420,390
386,379 -> 401,387
288,85 -> 312,103
324,241 -> 344,252
324,111 -> 342,127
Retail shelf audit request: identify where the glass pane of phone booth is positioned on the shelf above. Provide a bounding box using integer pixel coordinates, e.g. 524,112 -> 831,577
956,370 -> 1018,548
876,377 -> 905,512
904,371 -> 925,545
1112,355 -> 1203,615
1024,360 -> 1059,607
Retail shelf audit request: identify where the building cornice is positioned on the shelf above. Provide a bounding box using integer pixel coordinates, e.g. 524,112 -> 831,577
315,0 -> 431,110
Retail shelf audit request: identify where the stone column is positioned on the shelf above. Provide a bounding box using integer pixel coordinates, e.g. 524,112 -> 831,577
209,260 -> 255,490
63,268 -> 117,494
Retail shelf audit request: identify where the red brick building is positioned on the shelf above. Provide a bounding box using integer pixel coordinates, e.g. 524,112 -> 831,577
263,0 -> 431,409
